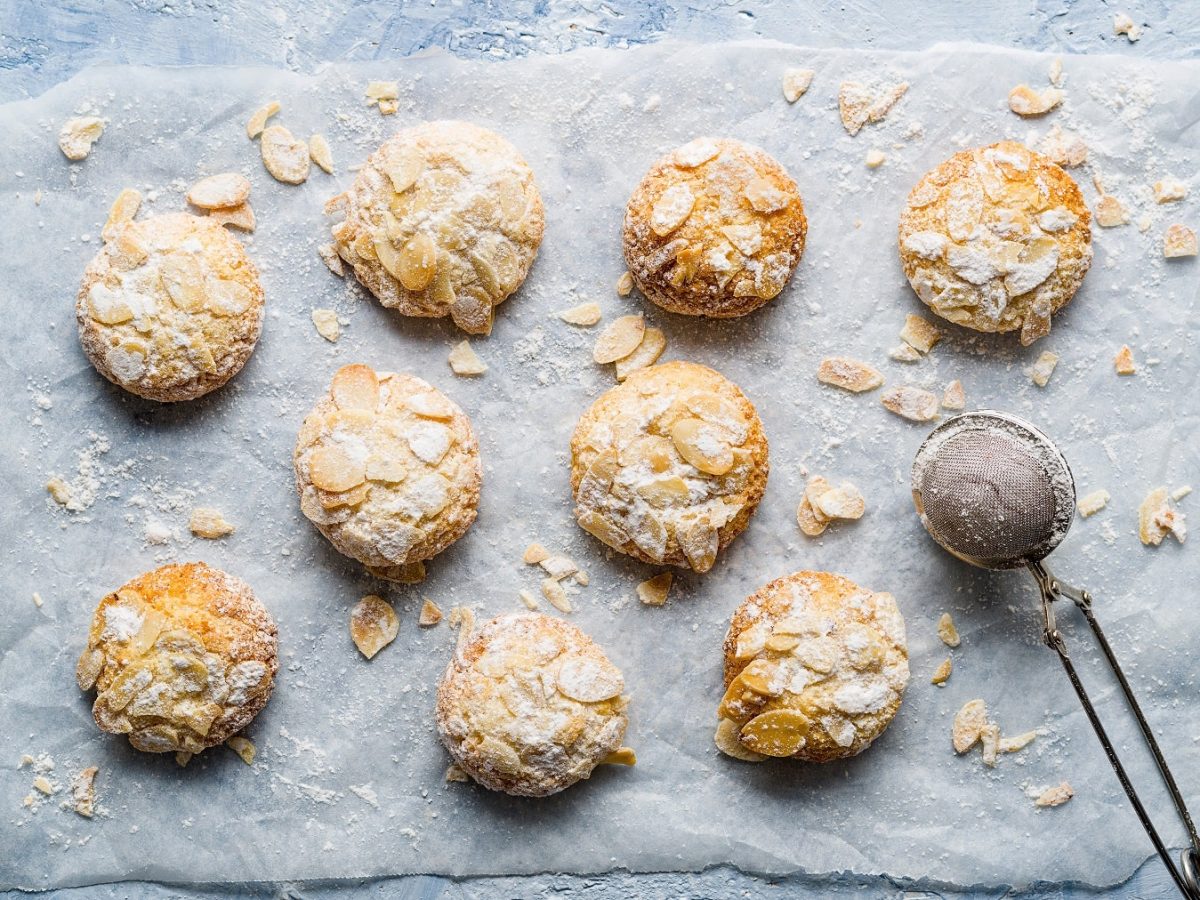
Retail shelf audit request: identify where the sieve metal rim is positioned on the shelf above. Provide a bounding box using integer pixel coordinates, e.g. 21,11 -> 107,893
910,410 -> 1077,570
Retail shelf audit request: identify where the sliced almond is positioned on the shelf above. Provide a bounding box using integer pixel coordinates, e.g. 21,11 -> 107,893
743,177 -> 789,213
349,595 -> 399,659
881,385 -> 939,422
670,417 -> 733,476
58,116 -> 104,160
448,340 -> 487,376
952,698 -> 988,753
1113,12 -> 1141,40
1139,487 -> 1170,546
816,357 -> 884,393
246,101 -> 280,139
102,189 -> 142,242
226,736 -> 256,765
1035,781 -> 1074,807
1077,489 -> 1110,517
1008,84 -> 1063,117
309,134 -> 334,174
445,763 -> 470,782
70,767 -> 98,817
981,723 -> 1001,767
309,446 -> 366,493
419,598 -> 443,627
189,507 -> 235,539
593,315 -> 646,364
318,243 -> 345,277
941,380 -> 965,410
558,303 -> 602,326
999,730 -> 1039,753
207,202 -> 256,232
740,708 -> 809,757
678,519 -> 718,573
889,343 -> 922,363
1094,194 -> 1127,228
1030,350 -> 1060,387
650,184 -> 695,236
311,308 -> 340,342
365,81 -> 399,104
814,483 -> 865,520
557,655 -> 623,702
616,271 -> 634,296
930,657 -> 952,686
900,314 -> 941,353
518,589 -> 539,610
937,612 -> 961,648
187,173 -> 251,210
796,475 -> 831,537
1114,344 -> 1136,375
1153,177 -> 1188,204
636,572 -> 673,607
398,233 -> 438,291
781,67 -> 814,103
715,718 -> 766,762
614,327 -> 666,382
260,125 -> 310,185
601,747 -> 637,766
539,554 -> 578,580
331,364 -> 379,411
523,543 -> 550,565
541,577 -> 572,613
838,80 -> 908,135
1164,224 -> 1198,258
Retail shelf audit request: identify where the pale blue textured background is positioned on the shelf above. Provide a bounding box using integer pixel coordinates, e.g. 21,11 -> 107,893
1,1 -> 1194,897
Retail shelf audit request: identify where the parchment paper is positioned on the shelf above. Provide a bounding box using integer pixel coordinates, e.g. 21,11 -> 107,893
1,40 -> 1198,892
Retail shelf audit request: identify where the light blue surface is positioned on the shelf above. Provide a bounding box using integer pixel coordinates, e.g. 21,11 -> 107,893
0,1 -> 1194,897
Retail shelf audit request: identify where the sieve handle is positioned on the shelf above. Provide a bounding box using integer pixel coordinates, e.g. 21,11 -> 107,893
1030,560 -> 1200,899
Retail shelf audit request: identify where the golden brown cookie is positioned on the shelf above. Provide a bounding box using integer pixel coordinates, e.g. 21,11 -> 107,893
329,120 -> 544,334
294,364 -> 481,581
436,612 -> 631,797
717,571 -> 908,763
569,360 -> 768,573
898,141 -> 1092,345
75,562 -> 278,755
76,211 -> 264,401
622,138 -> 807,318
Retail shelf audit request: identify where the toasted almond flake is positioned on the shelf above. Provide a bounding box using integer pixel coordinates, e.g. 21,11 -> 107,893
901,314 -> 941,353
311,308 -> 341,342
616,271 -> 634,296
1114,345 -> 1136,375
175,751 -> 192,768
574,570 -> 589,586
189,507 -> 236,539
671,417 -> 733,475
1113,12 -> 1141,40
1049,57 -> 1064,86
226,736 -> 256,765
32,776 -> 54,796
636,572 -> 673,606
70,767 -> 98,817
318,243 -> 345,277
260,125 -> 310,185
952,699 -> 988,753
1035,781 -> 1074,807
1138,487 -> 1182,546
46,476 -> 71,506
541,577 -> 572,613
614,327 -> 666,382
839,80 -> 908,135
187,173 -> 251,210
1078,489 -> 1110,517
58,116 -> 105,160
1030,350 -> 1060,387
522,543 -> 550,565
448,340 -> 487,376
378,98 -> 399,116
931,658 -> 952,685
1008,84 -> 1063,117
814,483 -> 865,520
797,475 -> 831,537
246,101 -> 280,139
1173,485 -> 1193,501
715,718 -> 766,762
865,148 -> 886,168
889,343 -> 922,363
1153,177 -> 1187,203
365,81 -> 399,103
999,730 -> 1039,753
941,380 -> 965,410
419,598 -> 443,627
650,183 -> 696,236
781,67 -> 815,103
1094,194 -> 1126,227
445,763 -> 470,782
817,356 -> 884,393
593,315 -> 646,364
207,202 -> 256,232
558,303 -> 602,326
937,612 -> 961,648
309,134 -> 334,174
1164,224 -> 1198,258
350,595 -> 399,659
32,592 -> 42,608
102,188 -> 142,242
602,747 -> 637,766
882,385 -> 939,422
539,554 -> 579,580
981,723 -> 1001,767
518,589 -> 539,610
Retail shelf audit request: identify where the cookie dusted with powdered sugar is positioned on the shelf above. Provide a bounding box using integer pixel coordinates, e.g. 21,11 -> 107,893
294,364 -> 481,583
76,210 -> 264,402
716,571 -> 909,763
898,141 -> 1092,345
622,138 -> 807,318
329,120 -> 544,334
569,360 -> 768,574
436,612 -> 633,797
75,563 -> 278,755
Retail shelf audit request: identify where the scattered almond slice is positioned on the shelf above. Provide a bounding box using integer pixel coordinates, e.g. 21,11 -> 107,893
889,344 -> 922,363
32,593 -> 42,608
980,723 -> 1001,768
175,752 -> 192,768
1037,125 -> 1087,167
1114,345 -> 1136,375
518,589 -> 539,610
999,730 -> 1038,753
102,189 -> 142,242
941,380 -> 965,410
817,356 -> 884,393
46,476 -> 71,506
309,134 -> 334,174
318,243 -> 345,277
187,173 -> 251,210
1049,57 -> 1064,87
445,763 -> 470,782
522,543 -> 550,565
260,125 -> 310,184
1139,488 -> 1187,546
207,202 -> 256,232
311,308 -> 341,342
931,658 -> 952,686
1078,489 -> 1110,518
227,736 -> 256,765
937,612 -> 961,648
865,149 -> 886,169
366,81 -> 400,108
781,67 -> 815,103
1113,12 -> 1142,41
636,572 -> 673,607
1094,195 -> 1127,228
419,598 -> 443,627
797,475 -> 832,537
189,507 -> 235,539
1173,485 -> 1193,501
448,340 -> 487,376
1153,177 -> 1187,203
574,570 -> 589,586
1164,224 -> 1198,258
602,747 -> 637,766
952,699 -> 988,753
1035,781 -> 1074,807
349,595 -> 399,659
813,483 -> 865,520
70,767 -> 98,817
33,775 -> 54,796
1030,350 -> 1060,387
614,327 -> 666,382
539,554 -> 579,580
541,577 -> 572,613
838,80 -> 908,135
1008,84 -> 1064,117
558,303 -> 602,326
881,385 -> 939,422
246,101 -> 280,139
378,98 -> 400,116
58,116 -> 104,160
593,315 -> 646,364
616,271 -> 634,296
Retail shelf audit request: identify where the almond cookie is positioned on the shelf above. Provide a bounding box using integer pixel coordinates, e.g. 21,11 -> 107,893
569,360 -> 768,573
718,571 -> 908,762
622,138 -> 807,318
329,120 -> 544,334
294,364 -> 481,581
898,141 -> 1092,345
76,211 -> 264,401
75,562 -> 278,755
436,612 -> 631,797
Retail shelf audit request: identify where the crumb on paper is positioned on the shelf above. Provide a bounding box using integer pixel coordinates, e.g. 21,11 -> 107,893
816,357 -> 884,393
1113,12 -> 1141,41
318,243 -> 345,277
1153,177 -> 1188,204
445,764 -> 470,783
32,775 -> 55,796
189,507 -> 236,539
1008,84 -> 1062,117
558,303 -> 602,326
46,476 -> 72,506
419,598 -> 443,627
1173,485 -> 1193,501
539,554 -> 579,580
889,343 -> 922,363
522,542 -> 550,565
1139,487 -> 1186,546
1164,224 -> 1198,258
175,751 -> 192,768
311,308 -> 341,342
206,202 -> 256,232
1094,195 -> 1127,228
980,723 -> 1000,767
937,612 -> 960,648
999,730 -> 1038,754
1030,350 -> 1060,387
865,149 -> 886,168
1114,345 -> 1136,375
931,658 -> 952,685
518,589 -> 539,610
1035,781 -> 1074,807
32,592 -> 43,608
881,385 -> 939,422
70,767 -> 98,818
781,67 -> 814,103
58,116 -> 105,160
1049,57 -> 1064,87
448,340 -> 487,376
616,271 -> 634,296
227,736 -> 256,765
941,380 -> 965,410
366,81 -> 399,104
838,79 -> 908,135
636,572 -> 673,607
1078,490 -> 1110,517
900,315 -> 941,353
952,699 -> 987,753
1037,124 -> 1087,167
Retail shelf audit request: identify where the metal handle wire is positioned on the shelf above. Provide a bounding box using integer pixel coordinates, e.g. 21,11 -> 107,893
1028,560 -> 1200,898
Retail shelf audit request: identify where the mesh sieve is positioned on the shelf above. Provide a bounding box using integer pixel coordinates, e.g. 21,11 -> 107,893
910,411 -> 1077,569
